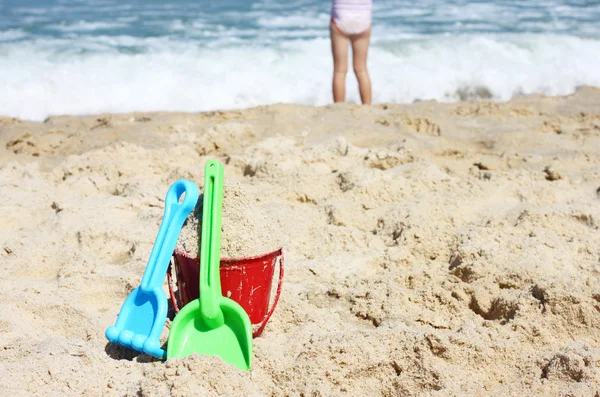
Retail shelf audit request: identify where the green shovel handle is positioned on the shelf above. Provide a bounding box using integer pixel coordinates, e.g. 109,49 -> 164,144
199,160 -> 225,328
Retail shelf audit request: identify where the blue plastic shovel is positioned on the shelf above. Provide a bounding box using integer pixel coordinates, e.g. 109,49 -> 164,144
106,179 -> 199,359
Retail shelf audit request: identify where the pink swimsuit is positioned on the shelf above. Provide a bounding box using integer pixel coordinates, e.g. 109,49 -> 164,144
331,0 -> 373,35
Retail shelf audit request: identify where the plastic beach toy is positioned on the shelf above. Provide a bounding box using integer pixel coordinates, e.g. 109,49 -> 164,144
167,160 -> 253,370
169,248 -> 284,338
105,179 -> 199,359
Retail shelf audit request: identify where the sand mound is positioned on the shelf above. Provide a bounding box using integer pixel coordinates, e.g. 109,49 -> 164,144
176,180 -> 283,259
135,355 -> 260,396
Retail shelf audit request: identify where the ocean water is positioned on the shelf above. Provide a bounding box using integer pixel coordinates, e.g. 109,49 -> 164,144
1,0 -> 599,120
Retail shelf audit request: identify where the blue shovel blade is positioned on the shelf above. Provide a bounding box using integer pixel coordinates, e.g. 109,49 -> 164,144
106,286 -> 167,358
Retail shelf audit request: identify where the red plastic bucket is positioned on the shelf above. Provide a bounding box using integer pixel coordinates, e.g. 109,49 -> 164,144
168,248 -> 284,338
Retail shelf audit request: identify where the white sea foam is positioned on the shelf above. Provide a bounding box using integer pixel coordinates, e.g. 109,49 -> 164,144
0,29 -> 28,42
257,14 -> 330,29
0,33 -> 599,121
47,21 -> 130,32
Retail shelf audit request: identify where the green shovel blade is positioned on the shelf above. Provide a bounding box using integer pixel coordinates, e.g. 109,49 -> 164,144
167,159 -> 252,370
167,297 -> 252,369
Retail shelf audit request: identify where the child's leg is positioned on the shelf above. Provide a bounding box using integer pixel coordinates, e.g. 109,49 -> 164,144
330,21 -> 350,103
351,27 -> 372,105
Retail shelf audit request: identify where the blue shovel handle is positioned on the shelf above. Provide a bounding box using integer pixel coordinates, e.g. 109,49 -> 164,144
140,180 -> 199,293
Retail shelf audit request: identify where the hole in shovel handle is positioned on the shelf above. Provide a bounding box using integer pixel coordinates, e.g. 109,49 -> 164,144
167,256 -> 180,314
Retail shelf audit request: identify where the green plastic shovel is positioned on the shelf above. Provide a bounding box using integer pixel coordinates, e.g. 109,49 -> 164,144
167,160 -> 252,370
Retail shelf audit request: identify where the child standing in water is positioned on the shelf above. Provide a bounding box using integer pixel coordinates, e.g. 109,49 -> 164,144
330,0 -> 373,105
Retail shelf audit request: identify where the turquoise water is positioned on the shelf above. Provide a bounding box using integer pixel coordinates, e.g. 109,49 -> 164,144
1,0 -> 600,120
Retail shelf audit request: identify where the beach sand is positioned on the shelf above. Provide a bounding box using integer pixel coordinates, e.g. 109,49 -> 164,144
1,87 -> 599,396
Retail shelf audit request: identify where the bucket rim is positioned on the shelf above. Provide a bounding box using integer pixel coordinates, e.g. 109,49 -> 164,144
173,247 -> 284,264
